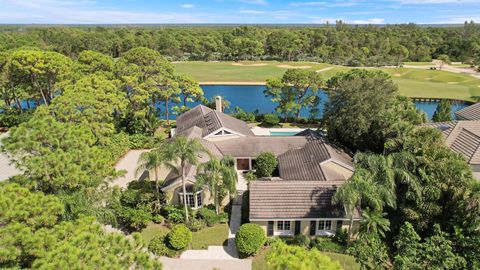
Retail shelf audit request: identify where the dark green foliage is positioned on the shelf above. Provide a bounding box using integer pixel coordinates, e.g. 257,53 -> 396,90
333,228 -> 349,246
0,24 -> 478,65
432,99 -> 452,122
0,107 -> 32,128
235,223 -> 266,257
262,113 -> 280,127
232,106 -> 255,123
347,233 -> 392,270
310,237 -> 345,254
324,69 -> 425,153
148,234 -> 178,257
254,152 -> 278,178
161,204 -> 188,224
110,181 -> 160,230
393,222 -> 466,270
241,191 -> 250,224
291,234 -> 310,248
187,218 -> 206,232
196,207 -> 221,226
167,224 -> 192,250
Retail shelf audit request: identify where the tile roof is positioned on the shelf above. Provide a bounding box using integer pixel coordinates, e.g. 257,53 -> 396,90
455,103 -> 480,120
249,180 -> 358,220
424,121 -> 480,165
278,139 -> 353,181
175,105 -> 254,137
214,136 -> 308,157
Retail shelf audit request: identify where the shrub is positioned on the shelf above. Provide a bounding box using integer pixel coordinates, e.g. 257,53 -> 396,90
254,152 -> 278,178
188,218 -> 206,232
262,113 -> 280,127
217,213 -> 229,224
148,234 -> 177,257
244,171 -> 257,183
167,225 -> 192,250
152,215 -> 164,224
235,223 -> 266,257
292,234 -> 311,248
311,237 -> 346,253
197,207 -> 218,226
333,228 -> 348,246
161,205 -> 186,224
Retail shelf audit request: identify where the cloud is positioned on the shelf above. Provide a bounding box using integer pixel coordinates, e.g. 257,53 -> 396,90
240,0 -> 267,5
180,4 -> 195,8
391,0 -> 478,4
238,9 -> 267,14
350,18 -> 385,24
290,1 -> 326,6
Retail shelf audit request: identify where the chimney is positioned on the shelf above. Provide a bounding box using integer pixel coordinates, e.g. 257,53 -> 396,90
215,96 -> 222,112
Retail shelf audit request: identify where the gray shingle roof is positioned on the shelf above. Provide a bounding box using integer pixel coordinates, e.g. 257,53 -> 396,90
424,120 -> 480,165
175,105 -> 254,137
455,103 -> 480,120
214,136 -> 308,157
249,180 -> 358,220
278,139 -> 353,181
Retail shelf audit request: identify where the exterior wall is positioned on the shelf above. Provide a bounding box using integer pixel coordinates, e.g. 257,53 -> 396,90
322,161 -> 354,179
251,219 -> 360,238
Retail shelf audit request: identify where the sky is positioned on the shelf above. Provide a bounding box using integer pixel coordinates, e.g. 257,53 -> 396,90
0,0 -> 479,24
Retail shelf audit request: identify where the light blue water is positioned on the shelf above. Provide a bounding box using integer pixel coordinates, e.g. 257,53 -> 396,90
11,85 -> 469,120
270,131 -> 300,136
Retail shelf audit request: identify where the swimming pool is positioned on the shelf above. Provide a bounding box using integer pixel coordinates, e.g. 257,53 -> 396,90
269,131 -> 300,136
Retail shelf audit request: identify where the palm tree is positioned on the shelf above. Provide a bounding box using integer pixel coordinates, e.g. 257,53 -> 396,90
159,135 -> 208,223
359,208 -> 391,238
136,150 -> 163,205
196,156 -> 237,214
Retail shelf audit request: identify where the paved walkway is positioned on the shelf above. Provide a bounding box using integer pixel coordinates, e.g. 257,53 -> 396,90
236,171 -> 248,191
110,149 -> 149,189
161,257 -> 251,270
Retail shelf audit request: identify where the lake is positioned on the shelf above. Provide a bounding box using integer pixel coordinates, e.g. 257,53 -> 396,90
178,85 -> 468,120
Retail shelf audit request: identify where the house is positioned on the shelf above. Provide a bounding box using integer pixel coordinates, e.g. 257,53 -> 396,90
159,99 -> 359,237
425,120 -> 480,179
455,103 -> 480,120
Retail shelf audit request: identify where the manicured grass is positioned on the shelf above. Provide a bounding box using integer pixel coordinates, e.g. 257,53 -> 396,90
403,61 -> 434,66
140,222 -> 229,250
174,61 -> 480,101
191,223 -> 229,249
324,252 -> 361,270
140,222 -> 171,244
252,247 -> 360,270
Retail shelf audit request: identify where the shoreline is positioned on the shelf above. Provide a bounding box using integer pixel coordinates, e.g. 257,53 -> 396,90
199,81 -> 266,85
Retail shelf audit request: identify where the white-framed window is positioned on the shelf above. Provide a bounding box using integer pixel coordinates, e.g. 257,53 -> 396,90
179,191 -> 203,209
277,221 -> 291,231
318,220 -> 332,231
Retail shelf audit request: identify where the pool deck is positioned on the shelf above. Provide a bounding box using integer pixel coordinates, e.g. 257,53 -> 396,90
251,127 -> 305,136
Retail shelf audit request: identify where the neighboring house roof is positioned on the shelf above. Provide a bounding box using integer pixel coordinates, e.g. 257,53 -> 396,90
249,180 -> 359,220
455,103 -> 480,120
176,105 -> 254,137
278,139 -> 353,181
0,132 -> 21,181
214,136 -> 308,157
294,128 -> 324,140
424,121 -> 480,165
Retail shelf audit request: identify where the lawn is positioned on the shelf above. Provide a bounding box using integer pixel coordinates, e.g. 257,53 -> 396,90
191,223 -> 229,249
174,61 -> 480,101
139,222 -> 229,250
252,247 -> 360,270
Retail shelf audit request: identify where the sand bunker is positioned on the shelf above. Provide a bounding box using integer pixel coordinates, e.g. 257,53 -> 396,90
393,73 -> 402,77
278,64 -> 312,69
231,63 -> 268,67
447,82 -> 459,84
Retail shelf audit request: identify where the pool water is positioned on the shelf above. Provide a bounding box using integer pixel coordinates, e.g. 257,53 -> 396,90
269,131 -> 300,136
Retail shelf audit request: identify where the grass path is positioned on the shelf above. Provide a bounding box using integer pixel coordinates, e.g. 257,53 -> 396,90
174,61 -> 480,101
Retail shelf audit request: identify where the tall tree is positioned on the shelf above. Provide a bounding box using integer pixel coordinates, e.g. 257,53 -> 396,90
136,150 -> 164,205
196,156 -> 237,214
432,99 -> 452,122
359,208 -> 390,239
156,136 -> 208,223
176,74 -> 204,107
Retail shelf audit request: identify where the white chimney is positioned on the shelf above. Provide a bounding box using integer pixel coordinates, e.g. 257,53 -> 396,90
215,96 -> 222,112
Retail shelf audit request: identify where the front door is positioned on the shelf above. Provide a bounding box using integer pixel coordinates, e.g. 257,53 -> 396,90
236,158 -> 250,170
